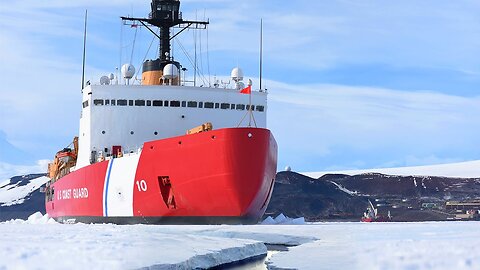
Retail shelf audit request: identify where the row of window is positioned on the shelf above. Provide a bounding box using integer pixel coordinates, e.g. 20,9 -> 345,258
84,99 -> 265,112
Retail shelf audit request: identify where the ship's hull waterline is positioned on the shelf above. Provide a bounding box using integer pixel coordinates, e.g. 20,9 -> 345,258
46,128 -> 278,224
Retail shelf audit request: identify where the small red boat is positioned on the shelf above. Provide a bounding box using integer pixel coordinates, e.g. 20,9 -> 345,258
361,200 -> 392,222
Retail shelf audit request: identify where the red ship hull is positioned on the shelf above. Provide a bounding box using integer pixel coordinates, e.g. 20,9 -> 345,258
45,128 -> 277,224
361,216 -> 391,223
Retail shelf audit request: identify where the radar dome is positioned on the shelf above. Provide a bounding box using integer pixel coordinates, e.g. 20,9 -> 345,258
231,67 -> 244,82
285,166 -> 292,172
121,64 -> 135,79
100,76 -> 110,85
163,63 -> 179,79
109,73 -> 115,80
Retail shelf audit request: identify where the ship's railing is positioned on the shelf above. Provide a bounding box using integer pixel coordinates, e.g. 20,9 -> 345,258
99,146 -> 143,162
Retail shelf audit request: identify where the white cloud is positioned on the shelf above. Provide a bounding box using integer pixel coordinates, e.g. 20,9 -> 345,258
1,0 -> 480,172
266,80 -> 480,170
0,160 -> 49,181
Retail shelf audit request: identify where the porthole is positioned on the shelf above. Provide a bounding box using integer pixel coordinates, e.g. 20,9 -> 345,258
154,131 -> 158,135
102,131 -> 105,134
130,131 -> 134,135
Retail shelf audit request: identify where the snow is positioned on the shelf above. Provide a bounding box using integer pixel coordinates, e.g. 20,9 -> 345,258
328,180 -> 358,195
269,222 -> 480,270
304,159 -> 480,178
1,213 -> 479,270
261,213 -> 306,225
422,178 -> 427,189
0,214 -> 267,270
4,212 -> 57,225
0,176 -> 49,206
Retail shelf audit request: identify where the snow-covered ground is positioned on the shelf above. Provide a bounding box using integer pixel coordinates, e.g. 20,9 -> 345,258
2,213 -> 269,269
1,213 -> 480,270
304,159 -> 480,178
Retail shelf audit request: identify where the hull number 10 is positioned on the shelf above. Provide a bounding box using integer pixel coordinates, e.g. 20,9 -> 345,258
136,180 -> 148,192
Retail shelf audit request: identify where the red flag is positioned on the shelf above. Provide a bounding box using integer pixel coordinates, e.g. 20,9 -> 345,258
240,85 -> 251,94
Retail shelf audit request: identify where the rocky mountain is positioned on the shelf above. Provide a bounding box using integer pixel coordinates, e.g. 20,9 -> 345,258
323,173 -> 480,200
265,172 -> 480,222
0,174 -> 48,221
2,171 -> 480,222
264,172 -> 367,221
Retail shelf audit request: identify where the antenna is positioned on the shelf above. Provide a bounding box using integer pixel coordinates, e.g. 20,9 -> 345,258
81,10 -> 88,92
120,0 -> 208,87
259,19 -> 263,91
194,9 -> 198,87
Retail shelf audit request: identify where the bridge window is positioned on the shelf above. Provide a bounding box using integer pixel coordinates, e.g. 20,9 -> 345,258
170,100 -> 181,107
236,104 -> 245,110
117,99 -> 127,106
135,100 -> 145,106
87,97 -> 263,113
93,99 -> 104,106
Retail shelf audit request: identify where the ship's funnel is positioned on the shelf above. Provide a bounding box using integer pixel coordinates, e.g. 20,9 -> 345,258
142,59 -> 181,86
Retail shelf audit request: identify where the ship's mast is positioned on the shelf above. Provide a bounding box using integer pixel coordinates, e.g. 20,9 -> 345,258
121,0 -> 209,86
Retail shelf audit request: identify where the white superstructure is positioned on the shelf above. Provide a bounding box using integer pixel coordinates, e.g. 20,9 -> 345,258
76,84 -> 267,168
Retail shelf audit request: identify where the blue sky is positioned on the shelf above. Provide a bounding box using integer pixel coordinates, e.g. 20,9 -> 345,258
1,0 -> 480,177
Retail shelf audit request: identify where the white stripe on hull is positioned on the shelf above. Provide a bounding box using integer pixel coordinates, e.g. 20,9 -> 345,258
103,154 -> 140,217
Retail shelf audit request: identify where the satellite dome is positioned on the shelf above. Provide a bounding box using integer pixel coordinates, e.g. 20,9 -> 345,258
121,64 -> 135,79
100,76 -> 110,85
231,67 -> 244,82
109,73 -> 115,80
285,166 -> 292,172
163,63 -> 179,80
